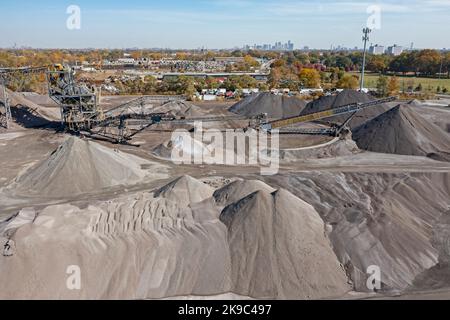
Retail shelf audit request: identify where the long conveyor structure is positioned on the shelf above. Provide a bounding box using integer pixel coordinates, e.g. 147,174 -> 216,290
1,64 -> 397,144
260,96 -> 396,133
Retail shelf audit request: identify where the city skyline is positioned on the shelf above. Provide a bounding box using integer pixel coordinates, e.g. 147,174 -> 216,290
243,40 -> 295,51
1,0 -> 450,49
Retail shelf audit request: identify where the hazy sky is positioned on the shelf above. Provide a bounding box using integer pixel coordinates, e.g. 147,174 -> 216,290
1,0 -> 449,49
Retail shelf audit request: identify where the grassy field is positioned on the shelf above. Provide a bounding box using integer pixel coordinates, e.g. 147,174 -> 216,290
346,72 -> 450,92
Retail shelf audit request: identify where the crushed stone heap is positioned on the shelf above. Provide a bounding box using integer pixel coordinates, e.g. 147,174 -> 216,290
229,92 -> 307,119
10,136 -> 164,197
353,104 -> 450,162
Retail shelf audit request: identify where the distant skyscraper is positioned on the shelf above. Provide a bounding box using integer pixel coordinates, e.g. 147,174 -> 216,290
243,40 -> 294,51
369,44 -> 385,55
288,40 -> 294,50
387,44 -> 403,56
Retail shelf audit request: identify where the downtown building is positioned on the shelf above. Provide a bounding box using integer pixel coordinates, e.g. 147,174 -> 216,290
387,44 -> 404,56
369,44 -> 385,55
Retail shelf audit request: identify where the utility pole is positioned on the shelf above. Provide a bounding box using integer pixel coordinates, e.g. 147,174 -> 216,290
360,28 -> 371,91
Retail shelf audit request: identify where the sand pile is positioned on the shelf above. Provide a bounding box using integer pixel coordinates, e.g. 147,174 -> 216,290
272,137 -> 359,162
151,100 -> 205,117
153,133 -> 207,160
353,104 -> 450,161
407,101 -> 450,134
8,91 -> 60,127
213,179 -> 276,207
10,136 -> 168,197
0,175 -> 230,299
108,100 -> 205,119
301,90 -> 391,128
0,175 -> 351,299
220,187 -> 350,299
267,171 -> 450,291
20,92 -> 59,108
153,133 -> 246,164
154,175 -> 214,206
407,99 -> 423,107
229,92 -> 307,119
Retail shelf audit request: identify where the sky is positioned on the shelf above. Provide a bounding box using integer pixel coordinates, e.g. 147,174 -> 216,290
0,0 -> 449,49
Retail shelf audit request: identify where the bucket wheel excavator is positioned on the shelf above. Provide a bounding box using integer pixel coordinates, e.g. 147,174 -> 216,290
1,64 -> 396,144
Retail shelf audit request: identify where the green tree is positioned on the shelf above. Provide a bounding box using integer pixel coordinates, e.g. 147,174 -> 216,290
272,59 -> 286,68
336,75 -> 359,89
367,55 -> 388,73
268,67 -> 282,88
298,68 -> 321,88
335,55 -> 353,70
389,52 -> 414,75
406,79 -> 415,93
414,49 -> 441,75
243,55 -> 259,68
415,83 -> 423,92
387,76 -> 400,95
258,83 -> 269,91
376,75 -> 389,96
185,82 -> 197,100
444,52 -> 450,78
329,67 -> 340,83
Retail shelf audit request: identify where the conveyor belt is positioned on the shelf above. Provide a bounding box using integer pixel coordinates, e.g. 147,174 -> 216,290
0,67 -> 48,80
278,128 -> 336,135
104,95 -> 185,117
262,96 -> 396,131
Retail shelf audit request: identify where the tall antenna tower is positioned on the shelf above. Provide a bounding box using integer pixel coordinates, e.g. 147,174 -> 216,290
360,28 -> 371,91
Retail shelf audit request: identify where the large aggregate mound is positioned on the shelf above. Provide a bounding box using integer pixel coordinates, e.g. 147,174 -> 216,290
0,178 -> 230,299
353,104 -> 450,161
229,92 -> 307,119
154,175 -> 214,206
0,176 -> 350,299
220,188 -> 350,299
274,137 -> 359,161
153,134 -> 208,160
106,100 -> 205,120
150,100 -> 205,117
3,171 -> 450,298
152,134 -> 246,164
266,171 -> 450,291
407,99 -> 423,107
10,136 -> 165,197
301,90 -> 391,128
213,179 -> 276,207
